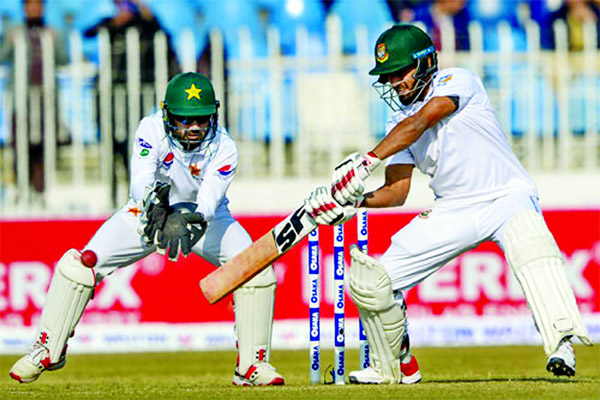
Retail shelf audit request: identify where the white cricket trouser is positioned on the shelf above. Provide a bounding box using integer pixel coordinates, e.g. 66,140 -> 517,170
381,190 -> 541,291
85,204 -> 252,281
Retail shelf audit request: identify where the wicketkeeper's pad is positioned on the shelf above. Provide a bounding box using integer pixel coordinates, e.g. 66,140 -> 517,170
37,249 -> 96,363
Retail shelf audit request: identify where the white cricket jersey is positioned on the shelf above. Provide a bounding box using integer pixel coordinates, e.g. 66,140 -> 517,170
387,67 -> 537,204
127,112 -> 238,221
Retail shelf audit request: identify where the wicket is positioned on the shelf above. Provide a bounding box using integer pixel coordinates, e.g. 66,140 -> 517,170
308,210 -> 371,384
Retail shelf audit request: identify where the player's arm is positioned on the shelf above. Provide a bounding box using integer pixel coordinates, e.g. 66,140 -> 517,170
373,96 -> 457,160
331,96 -> 457,206
362,163 -> 413,208
130,121 -> 161,203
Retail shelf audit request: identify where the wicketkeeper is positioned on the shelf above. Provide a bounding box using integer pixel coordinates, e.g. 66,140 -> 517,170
305,24 -> 592,384
10,72 -> 284,386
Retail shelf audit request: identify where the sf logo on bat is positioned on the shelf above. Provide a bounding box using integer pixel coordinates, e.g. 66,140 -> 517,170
273,206 -> 313,254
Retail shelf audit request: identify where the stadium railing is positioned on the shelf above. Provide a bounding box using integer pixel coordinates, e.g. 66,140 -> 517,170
0,16 -> 598,215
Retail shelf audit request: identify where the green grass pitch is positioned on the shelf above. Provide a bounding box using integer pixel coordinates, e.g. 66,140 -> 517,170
1,345 -> 598,399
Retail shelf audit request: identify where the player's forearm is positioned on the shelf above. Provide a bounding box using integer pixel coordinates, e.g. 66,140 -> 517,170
371,116 -> 427,160
362,186 -> 408,208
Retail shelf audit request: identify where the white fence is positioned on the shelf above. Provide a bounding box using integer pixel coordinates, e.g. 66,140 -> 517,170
0,16 -> 598,215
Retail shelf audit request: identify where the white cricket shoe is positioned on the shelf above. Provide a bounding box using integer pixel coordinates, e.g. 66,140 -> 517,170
9,342 -> 66,383
232,362 -> 285,386
546,337 -> 576,377
348,355 -> 422,384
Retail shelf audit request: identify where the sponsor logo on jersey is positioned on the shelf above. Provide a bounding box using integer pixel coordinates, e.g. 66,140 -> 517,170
218,165 -> 234,176
127,207 -> 141,217
138,137 -> 152,149
376,43 -> 389,63
140,149 -> 149,157
162,152 -> 174,168
419,209 -> 432,219
189,163 -> 201,177
438,74 -> 452,86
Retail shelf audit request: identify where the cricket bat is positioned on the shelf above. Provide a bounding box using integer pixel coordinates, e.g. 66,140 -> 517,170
200,205 -> 317,304
199,161 -> 373,304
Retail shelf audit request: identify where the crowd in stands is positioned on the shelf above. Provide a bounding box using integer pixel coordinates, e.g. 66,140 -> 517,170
1,0 -> 599,67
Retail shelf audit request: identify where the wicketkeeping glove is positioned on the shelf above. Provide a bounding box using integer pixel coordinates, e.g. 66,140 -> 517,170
331,152 -> 380,206
139,182 -> 172,246
156,209 -> 207,261
304,186 -> 359,226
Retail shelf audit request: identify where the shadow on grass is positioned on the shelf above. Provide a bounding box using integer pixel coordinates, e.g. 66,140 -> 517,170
424,377 -> 590,384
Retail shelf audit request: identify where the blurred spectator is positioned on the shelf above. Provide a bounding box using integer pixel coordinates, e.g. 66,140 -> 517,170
84,0 -> 179,84
387,0 -> 419,22
0,0 -> 68,195
83,0 -> 180,194
412,0 -> 471,50
554,0 -> 599,50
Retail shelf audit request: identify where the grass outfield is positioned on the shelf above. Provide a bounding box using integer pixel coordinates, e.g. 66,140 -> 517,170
1,345 -> 598,399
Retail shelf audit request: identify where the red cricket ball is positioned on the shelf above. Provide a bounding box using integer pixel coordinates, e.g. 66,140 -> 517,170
81,250 -> 98,268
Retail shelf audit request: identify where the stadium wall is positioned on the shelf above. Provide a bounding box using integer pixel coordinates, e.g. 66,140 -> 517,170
0,208 -> 598,354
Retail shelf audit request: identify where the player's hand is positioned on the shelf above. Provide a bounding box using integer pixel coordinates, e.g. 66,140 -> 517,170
139,182 -> 172,246
331,152 -> 380,206
304,186 -> 359,226
156,210 -> 207,261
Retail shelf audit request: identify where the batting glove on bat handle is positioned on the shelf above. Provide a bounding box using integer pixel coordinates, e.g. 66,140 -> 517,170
304,186 -> 358,226
331,152 -> 380,206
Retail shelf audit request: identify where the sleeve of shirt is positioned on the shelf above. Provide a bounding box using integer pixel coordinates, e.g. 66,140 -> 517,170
430,69 -> 479,112
129,119 -> 160,203
194,138 -> 239,221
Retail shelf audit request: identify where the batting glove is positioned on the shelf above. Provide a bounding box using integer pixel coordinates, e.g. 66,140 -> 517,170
304,186 -> 359,226
331,152 -> 380,206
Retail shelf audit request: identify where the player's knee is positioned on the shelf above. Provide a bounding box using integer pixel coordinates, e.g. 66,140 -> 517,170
504,210 -> 562,271
241,266 -> 276,289
349,245 -> 395,312
57,249 -> 96,288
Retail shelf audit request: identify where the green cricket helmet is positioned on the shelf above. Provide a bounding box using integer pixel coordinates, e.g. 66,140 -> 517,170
161,72 -> 220,151
370,24 -> 438,111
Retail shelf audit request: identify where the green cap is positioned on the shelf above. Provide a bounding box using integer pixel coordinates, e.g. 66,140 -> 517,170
369,24 -> 435,77
163,72 -> 218,116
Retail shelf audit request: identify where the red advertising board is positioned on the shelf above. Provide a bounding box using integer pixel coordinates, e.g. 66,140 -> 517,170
0,210 -> 598,329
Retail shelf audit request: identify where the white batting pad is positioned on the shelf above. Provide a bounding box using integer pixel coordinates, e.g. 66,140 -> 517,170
504,210 -> 592,355
349,245 -> 405,383
37,249 -> 96,363
233,266 -> 276,374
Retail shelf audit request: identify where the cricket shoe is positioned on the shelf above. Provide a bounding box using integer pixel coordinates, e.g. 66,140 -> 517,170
546,337 -> 576,377
232,362 -> 285,386
348,355 -> 422,384
10,342 -> 67,383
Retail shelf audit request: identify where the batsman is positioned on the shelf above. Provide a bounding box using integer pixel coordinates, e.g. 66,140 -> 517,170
304,24 -> 592,384
10,72 -> 284,386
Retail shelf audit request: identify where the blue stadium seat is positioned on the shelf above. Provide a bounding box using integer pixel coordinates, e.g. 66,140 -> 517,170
145,0 -> 204,63
0,0 -> 24,27
329,0 -> 393,54
268,0 -> 326,56
569,75 -> 600,135
193,0 -> 267,59
467,0 -> 527,51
